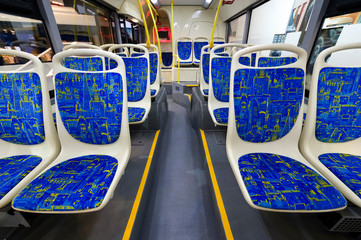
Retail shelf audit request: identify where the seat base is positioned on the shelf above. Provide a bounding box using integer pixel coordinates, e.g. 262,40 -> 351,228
238,152 -> 347,211
213,108 -> 228,125
128,107 -> 146,123
13,155 -> 117,212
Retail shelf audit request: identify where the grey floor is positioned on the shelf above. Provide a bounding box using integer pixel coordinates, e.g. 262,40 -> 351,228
139,97 -> 220,240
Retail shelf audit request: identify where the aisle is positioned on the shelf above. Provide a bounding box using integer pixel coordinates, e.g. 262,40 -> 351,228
140,97 -> 220,240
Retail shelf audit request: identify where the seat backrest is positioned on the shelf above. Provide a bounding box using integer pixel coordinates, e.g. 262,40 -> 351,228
177,37 -> 192,65
227,44 -> 307,159
208,43 -> 249,125
213,37 -> 225,53
130,44 -> 161,97
109,44 -> 151,123
0,49 -> 60,205
63,44 -> 105,71
193,37 -> 209,65
300,43 -> 361,158
53,49 -> 130,153
162,52 -> 173,68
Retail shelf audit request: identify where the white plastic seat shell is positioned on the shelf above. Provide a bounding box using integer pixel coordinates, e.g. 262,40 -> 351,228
300,42 -> 361,208
226,43 -> 346,212
12,49 -> 131,213
0,49 -> 60,208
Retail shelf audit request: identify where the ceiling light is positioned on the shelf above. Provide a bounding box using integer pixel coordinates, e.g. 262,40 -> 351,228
203,0 -> 213,9
50,0 -> 64,6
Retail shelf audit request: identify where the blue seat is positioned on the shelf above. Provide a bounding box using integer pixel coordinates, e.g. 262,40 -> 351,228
300,43 -> 361,208
0,49 -> 60,208
208,43 -> 249,126
193,37 -> 208,65
162,52 -> 173,68
12,49 -> 131,213
177,37 -> 193,65
227,44 -> 347,212
109,44 -> 151,124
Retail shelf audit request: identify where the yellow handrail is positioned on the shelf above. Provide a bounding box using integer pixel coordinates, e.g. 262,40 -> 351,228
146,0 -> 162,64
210,0 -> 223,48
136,0 -> 151,48
173,55 -> 180,83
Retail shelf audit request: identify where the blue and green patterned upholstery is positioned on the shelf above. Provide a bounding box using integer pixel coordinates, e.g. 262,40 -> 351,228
316,67 -> 361,143
0,155 -> 42,200
12,155 -> 117,212
162,52 -> 173,67
194,41 -> 208,62
234,68 -> 304,142
239,57 -> 251,66
258,57 -> 297,67
211,57 -> 232,102
319,153 -> 361,197
55,72 -> 123,144
202,53 -> 211,84
213,108 -> 228,124
0,73 -> 44,145
251,53 -> 256,67
151,89 -> 157,96
132,53 -> 157,85
214,41 -> 225,53
123,57 -> 148,102
178,41 -> 192,62
63,57 -> 103,71
238,153 -> 347,210
129,107 -> 146,123
203,89 -> 209,95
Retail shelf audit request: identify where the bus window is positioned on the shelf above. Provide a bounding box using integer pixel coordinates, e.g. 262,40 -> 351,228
0,13 -> 53,65
50,0 -> 115,46
228,14 -> 246,43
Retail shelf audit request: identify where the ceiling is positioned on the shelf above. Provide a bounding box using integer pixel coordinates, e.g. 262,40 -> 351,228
158,0 -> 207,6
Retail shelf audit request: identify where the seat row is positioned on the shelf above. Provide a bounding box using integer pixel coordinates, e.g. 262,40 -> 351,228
0,46 -> 155,213
202,42 -> 361,212
176,37 -> 225,66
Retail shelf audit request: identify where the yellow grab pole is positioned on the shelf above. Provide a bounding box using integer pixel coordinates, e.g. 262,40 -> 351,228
171,1 -> 175,67
146,0 -> 162,64
210,0 -> 223,48
136,0 -> 151,48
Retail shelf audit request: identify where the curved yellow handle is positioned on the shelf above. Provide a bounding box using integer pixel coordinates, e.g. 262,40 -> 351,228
210,0 -> 223,48
136,0 -> 151,48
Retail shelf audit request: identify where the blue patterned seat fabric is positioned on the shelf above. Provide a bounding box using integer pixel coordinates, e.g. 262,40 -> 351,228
203,89 -> 209,95
162,52 -> 173,67
211,57 -> 232,102
238,153 -> 346,210
319,153 -> 361,197
213,108 -> 228,124
128,107 -> 146,123
132,52 -> 158,85
0,155 -> 42,200
214,41 -> 225,53
63,57 -> 103,71
316,67 -> 361,143
194,41 -> 208,62
55,72 -> 123,144
178,41 -> 192,62
151,89 -> 157,96
202,53 -> 211,84
258,57 -> 297,67
238,57 -> 251,66
12,155 -> 118,212
234,68 -> 304,142
0,73 -> 44,144
123,57 -> 148,102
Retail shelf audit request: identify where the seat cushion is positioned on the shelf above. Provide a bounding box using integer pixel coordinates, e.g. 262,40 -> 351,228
213,108 -> 228,124
128,107 -> 146,123
319,153 -> 361,197
151,89 -> 157,96
12,155 -> 117,212
0,155 -> 42,200
238,153 -> 346,211
203,89 -> 209,95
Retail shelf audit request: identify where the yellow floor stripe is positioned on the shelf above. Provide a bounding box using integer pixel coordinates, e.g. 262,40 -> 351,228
123,130 -> 160,240
184,93 -> 191,101
200,130 -> 234,240
186,84 -> 199,87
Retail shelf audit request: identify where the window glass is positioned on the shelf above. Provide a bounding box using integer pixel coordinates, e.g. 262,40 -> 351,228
0,13 -> 53,65
309,11 -> 361,68
51,0 -> 114,45
228,14 -> 246,43
247,0 -> 294,45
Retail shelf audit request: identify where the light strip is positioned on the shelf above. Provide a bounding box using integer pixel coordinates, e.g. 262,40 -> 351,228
203,0 -> 213,9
